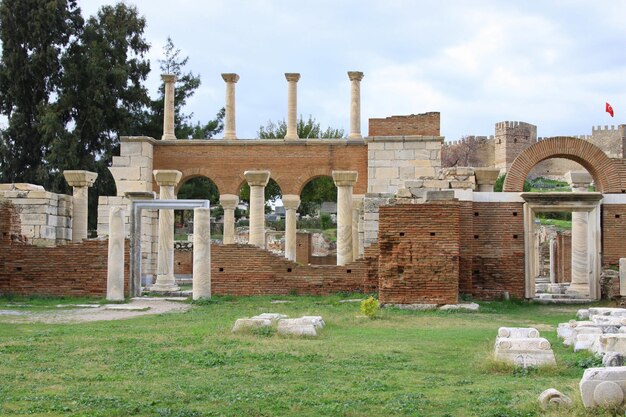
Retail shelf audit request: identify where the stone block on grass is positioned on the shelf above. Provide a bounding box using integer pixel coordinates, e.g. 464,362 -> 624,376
580,366 -> 626,408
497,327 -> 540,339
232,318 -> 272,333
494,337 -> 556,368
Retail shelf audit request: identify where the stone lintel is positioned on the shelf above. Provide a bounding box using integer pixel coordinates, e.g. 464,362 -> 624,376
332,170 -> 358,187
221,73 -> 240,83
474,168 -> 501,185
348,71 -> 364,82
244,170 -> 271,187
161,73 -> 177,83
63,170 -> 98,188
285,73 -> 301,82
219,193 -> 239,209
282,194 -> 301,210
153,170 -> 182,187
124,191 -> 156,200
521,192 -> 603,208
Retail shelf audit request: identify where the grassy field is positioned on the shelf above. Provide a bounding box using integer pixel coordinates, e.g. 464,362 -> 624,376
0,294 -> 619,417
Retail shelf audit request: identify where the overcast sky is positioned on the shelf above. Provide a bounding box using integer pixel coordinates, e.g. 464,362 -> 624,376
67,1 -> 626,140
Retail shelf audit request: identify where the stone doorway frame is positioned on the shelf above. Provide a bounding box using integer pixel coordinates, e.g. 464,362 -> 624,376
521,192 -> 603,300
130,199 -> 210,297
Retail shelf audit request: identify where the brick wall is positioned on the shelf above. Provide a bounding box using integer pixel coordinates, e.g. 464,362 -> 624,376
470,202 -> 525,300
296,232 -> 311,265
602,205 -> 626,267
211,244 -> 378,296
0,202 -> 130,297
368,113 -> 440,137
459,201 -> 474,295
377,202 -> 460,305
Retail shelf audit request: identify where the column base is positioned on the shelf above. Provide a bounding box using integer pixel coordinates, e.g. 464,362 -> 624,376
149,276 -> 180,292
161,134 -> 177,141
347,133 -> 362,139
284,134 -> 298,140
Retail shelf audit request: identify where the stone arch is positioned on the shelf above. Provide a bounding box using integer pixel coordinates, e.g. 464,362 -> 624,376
176,168 -> 226,196
503,137 -> 622,193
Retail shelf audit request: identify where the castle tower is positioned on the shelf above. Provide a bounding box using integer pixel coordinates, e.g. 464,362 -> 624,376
494,121 -> 537,173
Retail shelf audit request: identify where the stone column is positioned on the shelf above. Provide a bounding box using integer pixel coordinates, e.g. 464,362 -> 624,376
566,171 -> 592,296
244,170 -> 270,248
193,207 -> 211,300
63,170 -> 98,242
106,206 -> 125,301
282,194 -> 300,261
620,258 -> 626,297
284,73 -> 300,140
333,171 -> 358,266
352,194 -> 364,260
549,238 -> 556,284
150,170 -> 182,292
161,74 -> 177,140
220,194 -> 239,244
347,71 -> 364,139
474,168 -> 501,192
221,73 -> 239,140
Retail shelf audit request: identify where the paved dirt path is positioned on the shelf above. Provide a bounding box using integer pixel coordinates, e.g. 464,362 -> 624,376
0,299 -> 191,324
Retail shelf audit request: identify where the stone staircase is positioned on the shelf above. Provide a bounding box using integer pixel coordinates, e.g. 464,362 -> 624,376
534,276 -> 593,304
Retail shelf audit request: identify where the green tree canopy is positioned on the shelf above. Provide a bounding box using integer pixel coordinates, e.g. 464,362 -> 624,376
258,115 -> 344,139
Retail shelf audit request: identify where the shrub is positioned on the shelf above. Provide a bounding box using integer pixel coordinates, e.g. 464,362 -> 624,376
360,296 -> 380,319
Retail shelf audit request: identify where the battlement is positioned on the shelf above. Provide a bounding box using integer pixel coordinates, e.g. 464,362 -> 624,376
446,135 -> 494,146
495,121 -> 537,130
592,125 -> 620,131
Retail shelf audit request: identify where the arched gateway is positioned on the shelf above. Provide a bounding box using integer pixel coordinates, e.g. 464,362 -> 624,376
503,137 -> 623,193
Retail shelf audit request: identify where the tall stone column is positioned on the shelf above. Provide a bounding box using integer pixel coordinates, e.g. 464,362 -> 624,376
63,170 -> 98,242
220,194 -> 239,244
284,73 -> 300,140
150,170 -> 182,292
549,238 -> 556,284
347,71 -> 364,139
333,171 -> 358,266
221,73 -> 239,140
244,170 -> 270,248
566,171 -> 592,296
282,194 -> 300,261
161,74 -> 177,140
352,194 -> 364,260
107,206 -> 125,301
193,207 -> 211,300
474,168 -> 501,192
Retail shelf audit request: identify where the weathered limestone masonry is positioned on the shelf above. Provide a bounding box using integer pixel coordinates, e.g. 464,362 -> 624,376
495,121 -> 537,172
0,183 -> 72,246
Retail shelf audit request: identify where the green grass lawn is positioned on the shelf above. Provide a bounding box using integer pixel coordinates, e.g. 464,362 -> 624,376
538,218 -> 573,230
0,294 -> 618,416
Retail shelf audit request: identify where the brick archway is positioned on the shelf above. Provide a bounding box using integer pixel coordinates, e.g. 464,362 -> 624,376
503,137 -> 622,193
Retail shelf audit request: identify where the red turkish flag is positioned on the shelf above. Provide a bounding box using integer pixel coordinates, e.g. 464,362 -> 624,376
606,102 -> 614,117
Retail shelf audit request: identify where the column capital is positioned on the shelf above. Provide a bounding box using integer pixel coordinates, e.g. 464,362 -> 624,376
285,73 -> 301,82
219,193 -> 239,209
221,73 -> 240,83
63,170 -> 98,188
161,73 -> 177,83
244,170 -> 270,187
153,170 -> 182,187
474,168 -> 500,186
348,71 -> 364,82
282,194 -> 301,210
332,170 -> 358,187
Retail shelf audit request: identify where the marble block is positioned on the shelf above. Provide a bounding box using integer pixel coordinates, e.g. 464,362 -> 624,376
494,337 -> 556,368
538,388 -> 572,410
592,334 -> 626,355
603,352 -> 625,367
580,367 -> 626,408
575,333 -> 601,352
280,317 -> 325,329
251,313 -> 288,322
498,327 -> 540,339
232,318 -> 272,333
277,322 -> 317,337
577,309 -> 590,320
